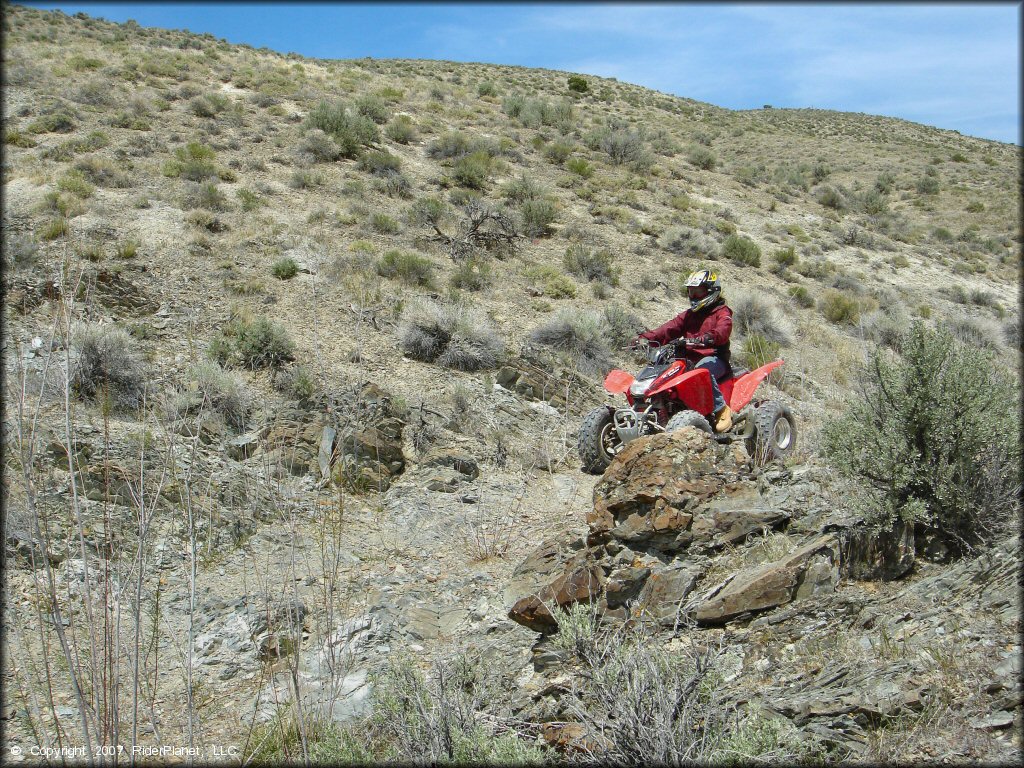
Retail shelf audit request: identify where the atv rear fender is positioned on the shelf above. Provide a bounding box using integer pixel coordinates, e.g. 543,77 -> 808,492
727,359 -> 783,412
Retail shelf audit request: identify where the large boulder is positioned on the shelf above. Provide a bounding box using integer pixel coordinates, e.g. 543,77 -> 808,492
694,535 -> 841,624
837,520 -> 915,581
588,429 -> 781,554
507,538 -> 604,633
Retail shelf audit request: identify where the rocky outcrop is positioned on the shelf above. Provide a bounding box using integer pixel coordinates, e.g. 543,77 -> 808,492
509,428 -> 801,631
509,428 -> 934,637
694,534 -> 841,624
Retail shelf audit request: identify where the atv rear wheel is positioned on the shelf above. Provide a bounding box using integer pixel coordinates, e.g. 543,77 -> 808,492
747,401 -> 797,464
578,407 -> 621,474
665,409 -> 713,435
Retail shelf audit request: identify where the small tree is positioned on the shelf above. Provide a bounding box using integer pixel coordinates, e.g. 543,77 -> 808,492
822,323 -> 1021,554
567,75 -> 589,93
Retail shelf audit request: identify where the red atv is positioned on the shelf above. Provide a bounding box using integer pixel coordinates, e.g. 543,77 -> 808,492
578,340 -> 796,474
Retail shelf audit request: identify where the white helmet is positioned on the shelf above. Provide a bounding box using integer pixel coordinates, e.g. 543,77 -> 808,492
685,269 -> 722,313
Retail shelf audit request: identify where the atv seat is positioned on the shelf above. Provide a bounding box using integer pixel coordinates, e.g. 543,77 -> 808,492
719,364 -> 748,383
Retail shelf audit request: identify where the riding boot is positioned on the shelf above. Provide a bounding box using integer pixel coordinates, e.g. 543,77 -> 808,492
714,405 -> 733,433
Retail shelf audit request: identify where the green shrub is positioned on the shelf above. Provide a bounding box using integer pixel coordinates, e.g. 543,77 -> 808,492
740,333 -> 781,369
772,246 -> 797,267
408,196 -> 449,229
449,258 -> 492,291
237,188 -> 262,211
596,125 -> 650,168
187,181 -> 229,211
340,657 -> 545,764
427,131 -> 474,160
567,74 -> 589,93
378,171 -> 412,199
27,110 -> 76,134
216,317 -> 295,370
477,80 -> 498,97
57,170 -> 94,199
71,323 -> 145,411
687,144 -> 717,170
451,151 -> 493,189
165,142 -> 218,181
816,185 -> 846,210
306,100 -> 379,157
965,201 -> 985,213
116,239 -> 140,259
272,257 -> 299,280
376,250 -> 434,287
4,129 -> 37,148
520,198 -> 558,237
189,92 -> 228,117
74,155 -> 131,188
565,157 -> 594,178
354,94 -> 391,124
874,171 -> 896,194
290,169 -> 322,190
788,285 -> 815,308
525,265 -> 576,298
544,141 -> 573,164
398,299 -> 504,370
721,234 -> 761,267
502,174 -> 543,204
40,217 -> 70,241
385,114 -> 417,144
822,323 -> 1020,554
299,129 -> 340,162
861,189 -> 889,215
916,175 -> 940,195
358,150 -> 402,176
530,309 -> 611,374
370,213 -> 400,234
818,289 -> 861,324
563,243 -> 618,285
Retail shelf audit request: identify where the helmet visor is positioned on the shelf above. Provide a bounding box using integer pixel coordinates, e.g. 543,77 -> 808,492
687,285 -> 709,301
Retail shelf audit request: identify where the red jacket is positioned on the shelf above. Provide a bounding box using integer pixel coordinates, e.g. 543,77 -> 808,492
639,302 -> 733,364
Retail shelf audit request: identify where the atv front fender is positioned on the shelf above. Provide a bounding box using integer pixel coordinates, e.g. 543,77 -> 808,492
603,369 -> 635,395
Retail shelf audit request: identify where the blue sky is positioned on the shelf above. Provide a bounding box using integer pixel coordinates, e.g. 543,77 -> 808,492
20,2 -> 1021,144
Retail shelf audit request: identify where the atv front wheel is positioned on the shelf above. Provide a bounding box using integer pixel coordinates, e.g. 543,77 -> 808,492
665,409 -> 713,435
748,401 -> 797,464
578,407 -> 621,474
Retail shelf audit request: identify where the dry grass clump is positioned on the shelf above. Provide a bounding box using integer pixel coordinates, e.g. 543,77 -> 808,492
71,322 -> 146,411
730,294 -> 791,346
563,243 -> 619,285
174,360 -> 251,429
530,309 -> 612,374
376,250 -> 435,287
661,226 -> 716,258
398,299 -> 504,370
210,316 -> 296,370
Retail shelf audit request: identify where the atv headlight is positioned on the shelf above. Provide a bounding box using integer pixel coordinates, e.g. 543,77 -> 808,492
629,379 -> 653,397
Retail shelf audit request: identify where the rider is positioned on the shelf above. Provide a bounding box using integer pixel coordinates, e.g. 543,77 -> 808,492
635,269 -> 734,432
